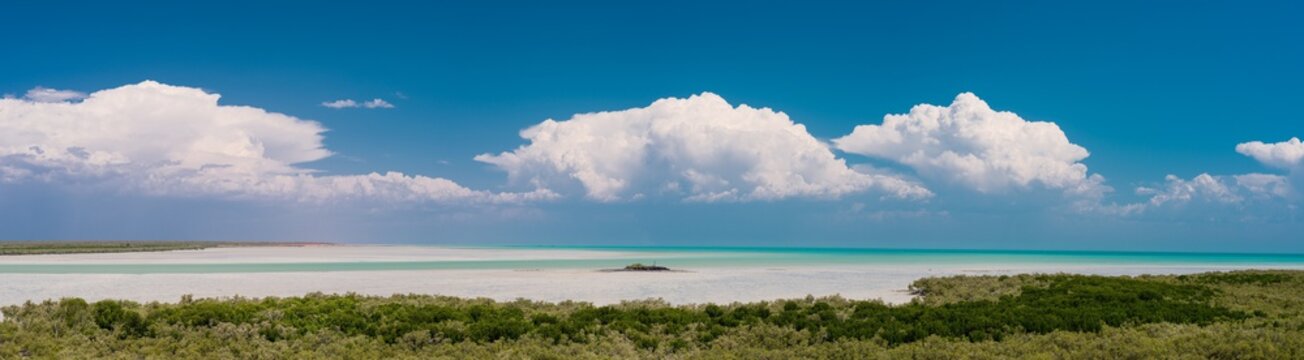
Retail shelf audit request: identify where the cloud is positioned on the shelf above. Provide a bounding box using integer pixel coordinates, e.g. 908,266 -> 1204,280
476,92 -> 931,202
1236,137 -> 1304,171
1137,174 -> 1246,207
23,87 -> 87,103
0,81 -> 547,205
321,98 -> 395,109
1121,137 -> 1301,218
1124,139 -> 1301,216
1233,173 -> 1294,199
182,171 -> 556,204
1127,172 -> 1295,220
833,93 -> 1106,197
363,98 -> 394,109
321,99 -> 358,109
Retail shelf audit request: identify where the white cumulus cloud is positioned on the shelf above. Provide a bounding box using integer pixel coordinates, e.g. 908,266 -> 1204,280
833,93 -> 1106,197
1137,174 -> 1245,207
1128,173 -> 1294,220
0,81 -> 548,204
1236,137 -> 1304,171
23,87 -> 87,103
1126,138 -> 1301,217
475,92 -> 931,202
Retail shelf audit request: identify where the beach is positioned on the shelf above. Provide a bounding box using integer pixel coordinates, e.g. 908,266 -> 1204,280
1,245 -> 1300,307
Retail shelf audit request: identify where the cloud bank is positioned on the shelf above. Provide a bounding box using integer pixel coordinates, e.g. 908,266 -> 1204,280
476,93 -> 931,202
4,82 -> 1298,222
1130,138 -> 1300,216
0,81 -> 547,204
1126,172 -> 1295,222
834,93 -> 1106,198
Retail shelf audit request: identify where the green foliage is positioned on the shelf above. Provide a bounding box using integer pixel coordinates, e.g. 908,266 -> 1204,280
908,273 -> 1056,305
2,270 -> 1301,358
91,300 -> 148,338
1179,271 -> 1292,286
622,263 -> 670,271
0,241 -> 222,255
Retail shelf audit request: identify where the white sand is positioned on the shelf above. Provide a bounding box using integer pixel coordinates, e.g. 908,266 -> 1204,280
0,245 -> 649,264
0,246 -> 1296,307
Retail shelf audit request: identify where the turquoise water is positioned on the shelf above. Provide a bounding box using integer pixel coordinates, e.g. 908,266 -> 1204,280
1,246 -> 1302,274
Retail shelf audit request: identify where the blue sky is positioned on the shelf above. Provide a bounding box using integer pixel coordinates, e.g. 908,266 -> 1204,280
2,1 -> 1302,252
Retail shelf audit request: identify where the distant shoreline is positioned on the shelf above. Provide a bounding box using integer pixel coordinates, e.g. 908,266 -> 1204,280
0,241 -> 333,256
503,244 -> 1304,258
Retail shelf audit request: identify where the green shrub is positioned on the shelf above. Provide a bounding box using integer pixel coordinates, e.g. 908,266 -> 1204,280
2,270 -> 1300,359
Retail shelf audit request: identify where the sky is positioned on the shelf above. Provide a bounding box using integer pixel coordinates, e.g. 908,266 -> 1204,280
2,1 -> 1302,252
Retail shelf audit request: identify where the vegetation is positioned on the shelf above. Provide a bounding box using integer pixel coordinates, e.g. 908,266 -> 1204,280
621,263 -> 671,271
2,270 -> 1302,358
0,241 -> 326,255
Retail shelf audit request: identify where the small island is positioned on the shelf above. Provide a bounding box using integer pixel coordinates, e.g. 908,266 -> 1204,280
604,262 -> 673,272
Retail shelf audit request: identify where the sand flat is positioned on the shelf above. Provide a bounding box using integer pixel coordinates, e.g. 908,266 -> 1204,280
0,245 -> 1298,307
0,265 -> 1273,307
0,245 -> 650,264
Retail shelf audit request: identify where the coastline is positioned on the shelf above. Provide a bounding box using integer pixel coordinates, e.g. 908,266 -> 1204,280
0,244 -> 650,265
2,245 -> 1301,307
0,240 -> 334,256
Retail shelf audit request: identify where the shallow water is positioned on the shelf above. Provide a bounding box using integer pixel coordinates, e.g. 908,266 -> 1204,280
2,246 -> 1301,274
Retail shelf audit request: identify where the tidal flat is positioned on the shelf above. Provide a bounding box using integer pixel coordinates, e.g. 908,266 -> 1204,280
1,245 -> 1301,307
